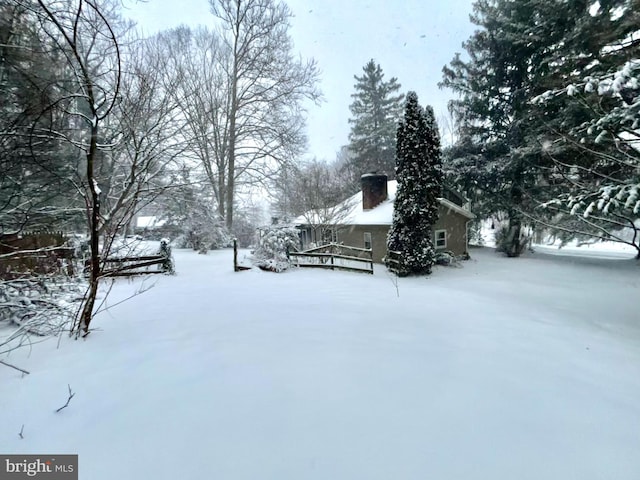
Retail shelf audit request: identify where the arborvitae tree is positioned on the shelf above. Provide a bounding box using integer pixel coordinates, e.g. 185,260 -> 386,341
386,92 -> 443,276
347,59 -> 404,184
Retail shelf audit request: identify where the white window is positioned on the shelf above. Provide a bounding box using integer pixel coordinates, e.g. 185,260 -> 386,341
435,229 -> 447,249
322,228 -> 337,245
364,232 -> 372,250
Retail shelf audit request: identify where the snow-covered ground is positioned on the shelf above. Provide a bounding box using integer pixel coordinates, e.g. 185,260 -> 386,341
1,247 -> 639,479
477,218 -> 639,259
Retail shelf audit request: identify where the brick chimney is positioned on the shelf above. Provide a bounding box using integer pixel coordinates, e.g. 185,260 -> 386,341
361,173 -> 388,210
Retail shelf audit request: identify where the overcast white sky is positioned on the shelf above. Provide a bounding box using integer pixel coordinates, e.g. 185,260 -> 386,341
124,0 -> 477,160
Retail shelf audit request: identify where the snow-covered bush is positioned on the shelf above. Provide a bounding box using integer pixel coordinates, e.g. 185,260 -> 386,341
434,251 -> 456,266
0,277 -> 84,350
163,198 -> 231,254
189,221 -> 231,254
467,220 -> 484,246
169,234 -> 189,249
252,226 -> 300,272
158,238 -> 175,274
434,250 -> 469,267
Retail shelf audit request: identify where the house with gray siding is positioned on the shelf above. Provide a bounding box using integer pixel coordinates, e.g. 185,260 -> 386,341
296,174 -> 474,263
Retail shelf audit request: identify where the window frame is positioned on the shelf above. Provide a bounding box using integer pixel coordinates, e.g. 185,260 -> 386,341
434,229 -> 447,249
322,228 -> 337,245
364,231 -> 372,250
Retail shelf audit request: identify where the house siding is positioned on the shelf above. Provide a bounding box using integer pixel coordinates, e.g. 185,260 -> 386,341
335,204 -> 469,263
432,205 -> 469,256
338,225 -> 390,263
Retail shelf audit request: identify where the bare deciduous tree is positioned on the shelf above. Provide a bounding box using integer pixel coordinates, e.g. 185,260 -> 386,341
97,30 -> 188,246
28,0 -> 123,335
209,0 -> 320,230
274,159 -> 355,245
156,26 -> 231,223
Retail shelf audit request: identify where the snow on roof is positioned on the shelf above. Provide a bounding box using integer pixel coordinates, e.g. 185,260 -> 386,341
295,180 -> 474,226
136,216 -> 166,228
341,181 -> 397,225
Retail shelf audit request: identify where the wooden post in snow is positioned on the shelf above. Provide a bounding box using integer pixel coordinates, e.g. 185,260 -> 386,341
233,239 -> 251,271
233,238 -> 238,272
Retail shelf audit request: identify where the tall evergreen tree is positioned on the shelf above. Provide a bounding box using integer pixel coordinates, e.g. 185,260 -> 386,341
441,0 -> 639,255
0,2 -> 81,233
386,92 -> 442,276
531,0 -> 640,256
440,0 -> 560,256
347,59 -> 404,183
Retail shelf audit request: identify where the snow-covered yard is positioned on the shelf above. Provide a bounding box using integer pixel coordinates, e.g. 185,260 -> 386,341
1,247 -> 639,479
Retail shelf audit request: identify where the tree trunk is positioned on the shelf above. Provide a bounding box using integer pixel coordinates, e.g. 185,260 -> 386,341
506,217 -> 522,257
225,18 -> 240,233
506,161 -> 524,257
217,173 -> 226,222
78,113 -> 100,335
225,142 -> 234,230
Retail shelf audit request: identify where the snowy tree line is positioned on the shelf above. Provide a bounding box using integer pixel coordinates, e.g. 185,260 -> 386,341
0,0 -> 319,335
1,0 -> 319,236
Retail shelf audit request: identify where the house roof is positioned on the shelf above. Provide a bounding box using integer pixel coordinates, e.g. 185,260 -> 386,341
296,180 -> 474,226
136,216 -> 167,228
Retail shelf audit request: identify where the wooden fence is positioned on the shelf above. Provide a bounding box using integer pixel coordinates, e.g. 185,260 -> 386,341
289,243 -> 374,274
99,254 -> 170,278
0,232 -> 74,279
1,232 -> 175,279
385,250 -> 402,275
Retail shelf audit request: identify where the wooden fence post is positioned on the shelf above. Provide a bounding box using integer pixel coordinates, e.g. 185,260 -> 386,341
233,239 -> 238,272
232,239 -> 251,272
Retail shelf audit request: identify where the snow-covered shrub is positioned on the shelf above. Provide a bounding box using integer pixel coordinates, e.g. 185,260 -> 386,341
158,238 -> 175,274
64,234 -> 89,266
435,251 -> 455,266
0,277 -> 84,346
170,234 -> 189,249
434,250 -> 469,267
165,200 -> 231,254
190,223 -> 232,254
252,226 -> 300,272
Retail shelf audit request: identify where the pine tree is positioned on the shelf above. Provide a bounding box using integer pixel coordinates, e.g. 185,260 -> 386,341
347,59 -> 404,183
441,0 -> 639,255
531,1 -> 640,257
440,0 -> 559,257
386,92 -> 443,276
0,2 -> 82,232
